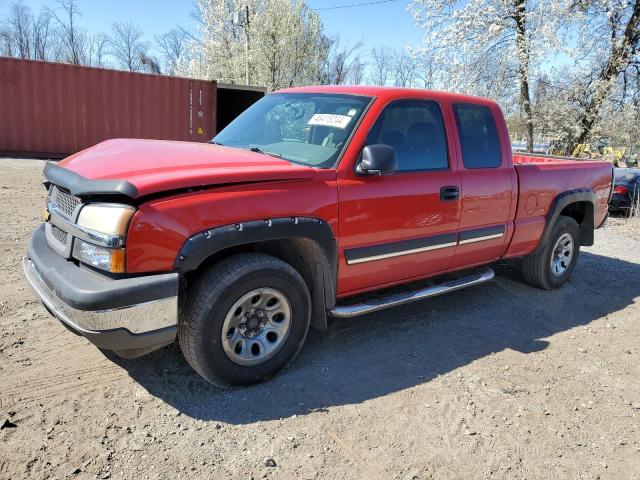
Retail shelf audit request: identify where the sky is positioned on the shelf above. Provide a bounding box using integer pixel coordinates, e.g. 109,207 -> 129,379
0,0 -> 425,53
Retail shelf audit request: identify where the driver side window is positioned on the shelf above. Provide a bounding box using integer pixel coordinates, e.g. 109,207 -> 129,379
366,99 -> 449,172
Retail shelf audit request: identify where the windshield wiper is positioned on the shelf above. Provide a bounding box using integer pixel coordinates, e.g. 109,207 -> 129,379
247,146 -> 282,159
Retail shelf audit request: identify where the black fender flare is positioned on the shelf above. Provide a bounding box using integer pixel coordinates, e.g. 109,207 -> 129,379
174,217 -> 338,313
533,189 -> 596,254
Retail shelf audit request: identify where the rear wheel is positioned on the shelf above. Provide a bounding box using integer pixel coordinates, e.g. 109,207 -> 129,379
522,215 -> 580,290
179,253 -> 311,387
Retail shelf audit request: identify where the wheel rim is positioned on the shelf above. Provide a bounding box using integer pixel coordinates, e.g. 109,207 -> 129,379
221,287 -> 292,366
550,232 -> 574,277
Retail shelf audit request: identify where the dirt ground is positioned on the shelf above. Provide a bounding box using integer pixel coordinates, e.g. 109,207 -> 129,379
1,158 -> 639,480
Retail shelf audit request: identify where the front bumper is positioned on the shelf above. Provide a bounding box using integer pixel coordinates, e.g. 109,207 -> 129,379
23,224 -> 179,355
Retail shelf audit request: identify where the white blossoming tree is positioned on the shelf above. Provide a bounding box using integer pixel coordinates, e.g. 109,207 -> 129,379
410,0 -> 567,152
561,0 -> 639,153
176,0 -> 327,90
411,0 -> 639,156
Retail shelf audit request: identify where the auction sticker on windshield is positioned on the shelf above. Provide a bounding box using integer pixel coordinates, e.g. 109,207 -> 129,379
308,113 -> 352,129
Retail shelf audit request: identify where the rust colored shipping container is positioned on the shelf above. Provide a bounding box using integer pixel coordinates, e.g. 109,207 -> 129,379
0,57 -> 218,158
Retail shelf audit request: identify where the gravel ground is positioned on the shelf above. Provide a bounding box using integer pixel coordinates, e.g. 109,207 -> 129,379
1,158 -> 639,480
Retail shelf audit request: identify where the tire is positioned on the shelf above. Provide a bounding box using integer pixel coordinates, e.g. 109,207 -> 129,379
178,253 -> 311,387
522,215 -> 580,290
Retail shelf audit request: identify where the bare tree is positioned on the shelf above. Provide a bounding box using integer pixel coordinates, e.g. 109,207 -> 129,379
6,2 -> 33,59
393,50 -> 417,87
2,2 -> 56,61
323,37 -> 362,85
157,29 -> 188,75
415,51 -> 438,89
369,46 -> 393,85
0,28 -> 13,57
48,0 -> 87,64
86,32 -> 110,67
110,21 -> 150,72
47,33 -> 67,62
348,59 -> 366,84
33,10 -> 54,60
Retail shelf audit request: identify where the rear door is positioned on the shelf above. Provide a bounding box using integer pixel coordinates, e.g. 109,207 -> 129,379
336,98 -> 462,296
450,102 -> 516,269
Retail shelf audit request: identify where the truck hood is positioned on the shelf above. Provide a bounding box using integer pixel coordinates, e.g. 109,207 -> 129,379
53,139 -> 315,199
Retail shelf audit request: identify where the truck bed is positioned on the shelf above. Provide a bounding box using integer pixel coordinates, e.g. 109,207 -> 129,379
513,153 -> 597,165
505,153 -> 613,258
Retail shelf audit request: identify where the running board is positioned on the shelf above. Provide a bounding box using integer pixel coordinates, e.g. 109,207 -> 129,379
329,266 -> 495,318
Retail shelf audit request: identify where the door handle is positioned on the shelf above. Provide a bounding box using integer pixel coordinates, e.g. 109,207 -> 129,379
440,186 -> 459,201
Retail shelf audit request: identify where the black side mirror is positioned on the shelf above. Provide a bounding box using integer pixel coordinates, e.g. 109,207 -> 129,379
356,144 -> 397,176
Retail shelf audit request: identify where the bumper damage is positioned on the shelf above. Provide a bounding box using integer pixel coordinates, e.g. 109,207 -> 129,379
23,224 -> 179,357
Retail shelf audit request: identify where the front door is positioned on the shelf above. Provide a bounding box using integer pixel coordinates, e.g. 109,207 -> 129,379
336,98 -> 462,296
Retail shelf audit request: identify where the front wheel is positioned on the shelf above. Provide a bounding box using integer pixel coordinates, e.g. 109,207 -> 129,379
522,215 -> 580,290
178,253 -> 311,387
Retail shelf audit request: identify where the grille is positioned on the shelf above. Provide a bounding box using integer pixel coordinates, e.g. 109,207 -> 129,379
50,224 -> 68,244
50,185 -> 81,219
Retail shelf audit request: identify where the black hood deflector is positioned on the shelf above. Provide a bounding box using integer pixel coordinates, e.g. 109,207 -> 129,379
44,162 -> 139,199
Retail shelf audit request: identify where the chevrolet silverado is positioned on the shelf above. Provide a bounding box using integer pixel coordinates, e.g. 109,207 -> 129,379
23,86 -> 614,386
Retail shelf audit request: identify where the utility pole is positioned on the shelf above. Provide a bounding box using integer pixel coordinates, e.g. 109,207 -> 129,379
244,5 -> 250,85
233,6 -> 250,85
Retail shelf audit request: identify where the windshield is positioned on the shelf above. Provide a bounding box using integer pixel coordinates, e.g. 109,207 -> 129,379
213,93 -> 372,168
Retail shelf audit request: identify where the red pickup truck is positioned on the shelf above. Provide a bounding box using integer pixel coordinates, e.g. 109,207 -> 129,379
24,86 -> 613,386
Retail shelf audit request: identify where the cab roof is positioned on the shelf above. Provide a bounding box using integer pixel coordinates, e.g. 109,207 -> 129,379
275,84 -> 497,107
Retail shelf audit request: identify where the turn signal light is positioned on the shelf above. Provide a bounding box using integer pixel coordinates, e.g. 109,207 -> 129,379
72,239 -> 126,273
109,248 -> 126,273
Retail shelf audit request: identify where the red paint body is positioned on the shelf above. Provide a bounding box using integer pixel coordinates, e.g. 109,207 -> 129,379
54,86 -> 613,299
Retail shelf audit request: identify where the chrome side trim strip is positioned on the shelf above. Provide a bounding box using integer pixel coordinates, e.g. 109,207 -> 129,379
346,226 -> 506,265
458,232 -> 504,245
48,208 -> 125,247
346,241 -> 457,265
330,266 -> 495,318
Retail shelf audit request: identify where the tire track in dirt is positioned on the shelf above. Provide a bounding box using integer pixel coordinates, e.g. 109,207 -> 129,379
1,366 -> 125,411
2,361 -> 122,395
326,430 -> 389,480
1,327 -> 126,411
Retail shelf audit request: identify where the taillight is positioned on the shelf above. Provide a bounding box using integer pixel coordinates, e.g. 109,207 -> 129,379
614,185 -> 629,195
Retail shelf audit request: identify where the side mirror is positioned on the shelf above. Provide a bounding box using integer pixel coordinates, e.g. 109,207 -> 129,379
356,144 -> 397,176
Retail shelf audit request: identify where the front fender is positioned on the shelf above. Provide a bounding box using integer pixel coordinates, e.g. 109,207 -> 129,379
174,217 -> 337,273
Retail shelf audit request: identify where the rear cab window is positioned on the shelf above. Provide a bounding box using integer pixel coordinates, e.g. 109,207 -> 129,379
453,103 -> 502,169
366,99 -> 449,172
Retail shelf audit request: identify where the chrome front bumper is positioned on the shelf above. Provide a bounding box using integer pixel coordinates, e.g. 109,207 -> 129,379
24,225 -> 179,355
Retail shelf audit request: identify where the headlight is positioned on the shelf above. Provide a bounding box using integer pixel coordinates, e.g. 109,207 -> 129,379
76,204 -> 135,236
73,204 -> 134,273
73,239 -> 126,273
